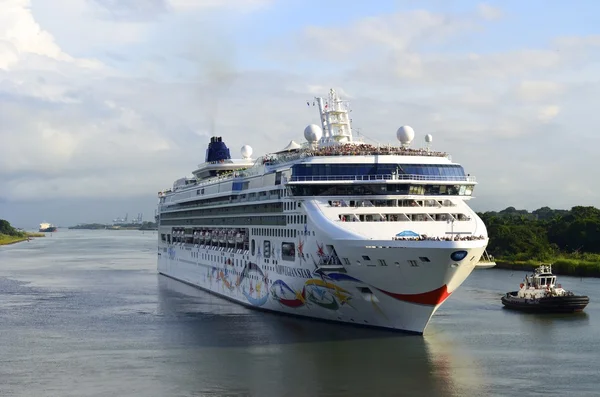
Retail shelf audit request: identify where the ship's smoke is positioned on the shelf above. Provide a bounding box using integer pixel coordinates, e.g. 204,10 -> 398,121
191,30 -> 237,136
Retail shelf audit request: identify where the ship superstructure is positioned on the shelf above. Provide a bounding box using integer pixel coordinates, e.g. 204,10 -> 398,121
39,222 -> 57,232
156,88 -> 488,334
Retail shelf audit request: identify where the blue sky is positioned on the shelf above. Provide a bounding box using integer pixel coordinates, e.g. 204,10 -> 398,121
1,0 -> 600,227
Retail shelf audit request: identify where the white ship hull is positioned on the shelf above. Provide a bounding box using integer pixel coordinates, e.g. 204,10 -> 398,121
156,88 -> 489,335
158,235 -> 486,334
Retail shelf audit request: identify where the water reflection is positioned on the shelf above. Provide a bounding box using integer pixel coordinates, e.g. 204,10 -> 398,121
505,308 -> 590,342
157,275 -> 486,397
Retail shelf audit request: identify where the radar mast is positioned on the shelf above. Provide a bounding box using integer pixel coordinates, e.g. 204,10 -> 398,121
315,89 -> 353,144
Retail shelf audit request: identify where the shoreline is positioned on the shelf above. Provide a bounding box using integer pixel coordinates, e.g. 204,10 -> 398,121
495,260 -> 600,278
0,233 -> 45,246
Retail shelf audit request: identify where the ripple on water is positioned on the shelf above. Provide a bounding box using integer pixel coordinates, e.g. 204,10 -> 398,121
2,232 -> 600,397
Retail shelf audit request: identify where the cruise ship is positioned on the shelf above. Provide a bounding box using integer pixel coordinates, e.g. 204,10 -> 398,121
156,88 -> 488,334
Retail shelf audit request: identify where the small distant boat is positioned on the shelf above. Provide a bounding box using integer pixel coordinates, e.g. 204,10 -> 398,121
501,264 -> 589,313
39,222 -> 57,233
475,250 -> 496,269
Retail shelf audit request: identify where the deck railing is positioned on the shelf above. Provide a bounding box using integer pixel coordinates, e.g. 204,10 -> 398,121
289,174 -> 476,182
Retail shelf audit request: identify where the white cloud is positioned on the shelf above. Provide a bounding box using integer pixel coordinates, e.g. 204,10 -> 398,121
516,81 -> 562,102
2,0 -> 600,227
477,3 -> 503,21
284,9 -> 478,64
170,0 -> 273,11
27,0 -> 154,54
0,0 -> 71,68
537,105 -> 560,123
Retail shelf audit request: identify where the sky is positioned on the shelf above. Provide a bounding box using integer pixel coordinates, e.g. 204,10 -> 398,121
1,0 -> 600,228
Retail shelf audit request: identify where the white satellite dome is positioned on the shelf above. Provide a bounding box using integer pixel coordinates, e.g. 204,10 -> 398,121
240,145 -> 253,159
304,124 -> 323,143
425,134 -> 433,143
396,125 -> 415,145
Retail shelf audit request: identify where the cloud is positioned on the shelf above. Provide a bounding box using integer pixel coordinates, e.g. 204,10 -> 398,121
0,0 -> 83,68
516,81 -> 562,102
477,3 -> 503,21
2,0 -> 600,227
281,9 -> 480,64
537,105 -> 560,123
90,0 -> 170,21
169,0 -> 274,11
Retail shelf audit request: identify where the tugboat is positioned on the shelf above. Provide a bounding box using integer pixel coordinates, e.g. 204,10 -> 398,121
501,264 -> 589,313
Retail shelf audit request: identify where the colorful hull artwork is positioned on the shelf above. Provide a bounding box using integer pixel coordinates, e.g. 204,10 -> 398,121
270,280 -> 305,308
217,264 -> 236,292
201,259 -> 446,315
270,277 -> 353,310
238,262 -> 270,307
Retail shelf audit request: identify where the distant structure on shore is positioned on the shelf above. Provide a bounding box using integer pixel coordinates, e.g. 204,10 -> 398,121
112,213 -> 143,226
69,221 -> 157,230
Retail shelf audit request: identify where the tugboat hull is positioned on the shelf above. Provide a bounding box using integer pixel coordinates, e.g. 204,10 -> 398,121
502,292 -> 589,313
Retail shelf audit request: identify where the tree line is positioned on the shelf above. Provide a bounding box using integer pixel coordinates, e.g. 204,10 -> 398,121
0,219 -> 24,237
478,206 -> 600,261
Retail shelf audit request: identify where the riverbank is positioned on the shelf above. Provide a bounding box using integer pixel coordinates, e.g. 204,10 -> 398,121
0,232 -> 45,246
69,221 -> 157,231
496,257 -> 600,278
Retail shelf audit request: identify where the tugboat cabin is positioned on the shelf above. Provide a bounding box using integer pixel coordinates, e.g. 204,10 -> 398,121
523,265 -> 560,290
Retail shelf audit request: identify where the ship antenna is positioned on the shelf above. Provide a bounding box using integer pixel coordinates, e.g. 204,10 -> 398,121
314,88 -> 353,145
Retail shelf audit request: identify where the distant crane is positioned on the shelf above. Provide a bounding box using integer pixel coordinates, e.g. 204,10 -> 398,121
112,212 -> 143,225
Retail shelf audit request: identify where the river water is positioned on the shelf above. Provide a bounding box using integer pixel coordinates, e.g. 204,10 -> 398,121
1,230 -> 598,397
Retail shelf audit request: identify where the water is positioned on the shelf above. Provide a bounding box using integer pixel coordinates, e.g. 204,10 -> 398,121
1,230 -> 599,396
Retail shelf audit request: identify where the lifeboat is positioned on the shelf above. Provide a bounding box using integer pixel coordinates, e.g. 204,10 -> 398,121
227,230 -> 235,245
211,230 -> 219,244
235,233 -> 244,244
218,230 -> 226,244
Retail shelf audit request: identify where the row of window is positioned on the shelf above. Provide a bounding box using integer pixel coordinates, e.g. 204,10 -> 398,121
339,213 -> 471,222
292,164 -> 466,177
250,240 -> 296,262
163,188 -> 286,212
160,215 -> 287,227
253,228 -> 298,239
340,256 -> 431,267
329,199 -> 456,208
161,203 -> 283,219
172,240 -> 444,271
284,201 -> 299,210
290,184 -> 474,196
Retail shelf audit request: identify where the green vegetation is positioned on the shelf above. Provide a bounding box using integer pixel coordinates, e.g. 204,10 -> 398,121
0,219 -> 45,246
479,206 -> 600,277
68,223 -> 107,230
69,221 -> 157,230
